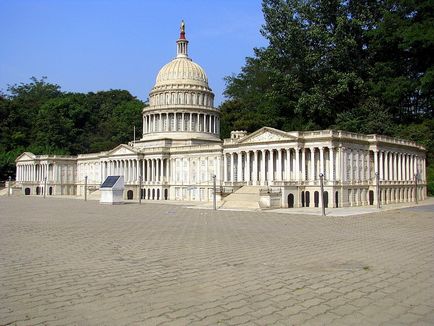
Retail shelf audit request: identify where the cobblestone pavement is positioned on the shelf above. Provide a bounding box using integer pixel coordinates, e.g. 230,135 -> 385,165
1,197 -> 433,326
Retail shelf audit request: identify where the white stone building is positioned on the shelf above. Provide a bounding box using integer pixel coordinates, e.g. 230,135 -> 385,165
15,23 -> 427,208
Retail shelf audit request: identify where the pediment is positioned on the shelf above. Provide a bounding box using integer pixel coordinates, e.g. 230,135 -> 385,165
15,152 -> 36,162
106,144 -> 139,156
238,127 -> 297,144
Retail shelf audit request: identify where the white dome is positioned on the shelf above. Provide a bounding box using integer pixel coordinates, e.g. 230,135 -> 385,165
155,57 -> 209,88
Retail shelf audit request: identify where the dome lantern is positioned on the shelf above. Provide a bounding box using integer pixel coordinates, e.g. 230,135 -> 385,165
177,20 -> 188,58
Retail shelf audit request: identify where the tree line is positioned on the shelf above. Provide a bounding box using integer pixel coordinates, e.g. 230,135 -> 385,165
0,77 -> 144,180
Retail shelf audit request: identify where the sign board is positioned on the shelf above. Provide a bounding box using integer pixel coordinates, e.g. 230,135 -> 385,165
100,176 -> 124,205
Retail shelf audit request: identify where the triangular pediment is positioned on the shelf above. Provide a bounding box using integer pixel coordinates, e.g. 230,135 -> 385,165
15,152 -> 36,162
106,144 -> 139,156
238,127 -> 297,144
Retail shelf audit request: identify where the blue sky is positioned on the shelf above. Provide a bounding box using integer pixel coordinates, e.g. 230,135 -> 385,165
0,0 -> 267,105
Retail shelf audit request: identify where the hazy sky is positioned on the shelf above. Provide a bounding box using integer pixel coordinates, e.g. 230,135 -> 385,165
0,0 -> 267,105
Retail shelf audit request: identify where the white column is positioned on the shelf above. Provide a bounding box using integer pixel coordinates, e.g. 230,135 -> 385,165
269,150 -> 274,182
276,149 -> 282,181
252,151 -> 258,183
310,148 -> 315,181
329,147 -> 334,181
237,152 -> 242,182
223,154 -> 228,182
246,151 -> 251,183
355,150 -> 360,180
379,151 -> 383,180
230,153 -> 234,182
301,148 -> 306,181
160,158 -> 164,182
261,150 -> 266,184
342,148 -> 347,182
319,147 -> 324,176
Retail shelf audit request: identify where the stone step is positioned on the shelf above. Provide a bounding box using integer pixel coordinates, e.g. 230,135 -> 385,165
221,186 -> 262,210
221,200 -> 260,209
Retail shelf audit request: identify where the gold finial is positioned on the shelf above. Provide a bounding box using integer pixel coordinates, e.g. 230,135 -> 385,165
180,20 -> 185,34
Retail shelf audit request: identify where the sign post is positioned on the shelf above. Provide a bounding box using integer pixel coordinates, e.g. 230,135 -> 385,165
319,173 -> 325,216
84,176 -> 88,201
212,174 -> 217,211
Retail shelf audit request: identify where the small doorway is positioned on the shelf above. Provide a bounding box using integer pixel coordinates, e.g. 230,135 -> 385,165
157,189 -> 160,200
36,186 -> 40,195
127,190 -> 134,200
49,187 -> 53,196
25,188 -> 31,195
287,194 -> 294,208
369,190 -> 374,205
147,189 -> 151,199
314,191 -> 319,207
301,191 -> 305,207
164,189 -> 168,200
335,191 -> 339,207
324,191 -> 329,208
305,191 -> 310,207
152,189 -> 155,200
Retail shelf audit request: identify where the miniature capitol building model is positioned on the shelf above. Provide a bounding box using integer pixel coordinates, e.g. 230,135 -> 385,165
14,21 -> 427,209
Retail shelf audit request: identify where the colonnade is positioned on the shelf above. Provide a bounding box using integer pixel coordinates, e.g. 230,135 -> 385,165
223,146 -> 426,185
16,163 -> 75,183
223,146 -> 337,184
376,150 -> 425,182
143,111 -> 219,134
101,158 -> 169,184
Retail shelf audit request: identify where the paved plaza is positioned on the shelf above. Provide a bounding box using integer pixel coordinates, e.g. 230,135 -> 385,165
0,197 -> 433,325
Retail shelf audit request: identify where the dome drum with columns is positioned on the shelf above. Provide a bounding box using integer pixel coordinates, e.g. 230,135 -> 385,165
13,21 -> 427,208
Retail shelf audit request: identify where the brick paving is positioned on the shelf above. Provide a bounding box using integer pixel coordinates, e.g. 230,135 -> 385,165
0,196 -> 433,325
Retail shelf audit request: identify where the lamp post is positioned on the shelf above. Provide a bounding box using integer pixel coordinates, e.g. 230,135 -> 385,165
375,172 -> 380,209
84,176 -> 88,201
319,173 -> 325,216
139,175 -> 142,204
212,174 -> 217,211
43,176 -> 47,199
414,173 -> 418,204
8,176 -> 11,197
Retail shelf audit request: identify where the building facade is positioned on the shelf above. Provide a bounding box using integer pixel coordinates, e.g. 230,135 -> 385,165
15,22 -> 427,208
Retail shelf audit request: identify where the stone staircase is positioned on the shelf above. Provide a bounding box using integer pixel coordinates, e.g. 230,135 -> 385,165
220,186 -> 262,210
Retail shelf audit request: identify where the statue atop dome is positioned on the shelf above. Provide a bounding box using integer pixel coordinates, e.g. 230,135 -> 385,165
180,20 -> 185,34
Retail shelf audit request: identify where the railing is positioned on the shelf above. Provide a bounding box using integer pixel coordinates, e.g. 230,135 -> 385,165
259,188 -> 282,195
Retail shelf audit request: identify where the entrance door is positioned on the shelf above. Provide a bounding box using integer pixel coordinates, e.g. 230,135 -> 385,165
335,191 -> 339,207
306,191 -> 310,207
127,190 -> 133,200
287,194 -> 294,208
314,191 -> 319,207
324,191 -> 329,208
369,190 -> 374,205
25,188 -> 30,195
301,191 -> 305,207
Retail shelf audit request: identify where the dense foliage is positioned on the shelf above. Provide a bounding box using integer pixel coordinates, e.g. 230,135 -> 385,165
220,0 -> 434,194
0,77 -> 144,180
